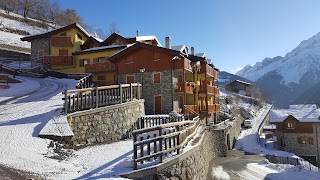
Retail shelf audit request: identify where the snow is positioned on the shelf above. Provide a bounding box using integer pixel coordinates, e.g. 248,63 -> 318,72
135,36 -> 161,46
1,76 -> 320,179
234,104 -> 299,158
236,32 -> 320,85
270,107 -> 320,123
0,10 -> 53,50
39,115 -> 74,137
211,166 -> 231,180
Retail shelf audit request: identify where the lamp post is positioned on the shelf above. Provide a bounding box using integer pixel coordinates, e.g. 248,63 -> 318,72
140,67 -> 145,97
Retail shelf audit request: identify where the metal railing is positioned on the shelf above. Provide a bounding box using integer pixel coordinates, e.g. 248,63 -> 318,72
132,116 -> 201,170
62,83 -> 142,115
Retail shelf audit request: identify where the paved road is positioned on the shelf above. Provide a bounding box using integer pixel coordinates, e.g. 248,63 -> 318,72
0,77 -> 69,179
208,150 -> 268,180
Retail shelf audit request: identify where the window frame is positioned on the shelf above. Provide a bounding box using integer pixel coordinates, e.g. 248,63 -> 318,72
153,72 -> 161,84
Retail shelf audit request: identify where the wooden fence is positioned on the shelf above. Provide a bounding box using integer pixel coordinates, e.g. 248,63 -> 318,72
133,116 -> 184,130
132,116 -> 201,170
62,83 -> 142,115
75,73 -> 93,89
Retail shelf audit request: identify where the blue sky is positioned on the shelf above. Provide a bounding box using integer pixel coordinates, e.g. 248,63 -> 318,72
58,0 -> 320,73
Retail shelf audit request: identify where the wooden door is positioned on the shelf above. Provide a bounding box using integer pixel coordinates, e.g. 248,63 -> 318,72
126,75 -> 134,84
154,96 -> 162,114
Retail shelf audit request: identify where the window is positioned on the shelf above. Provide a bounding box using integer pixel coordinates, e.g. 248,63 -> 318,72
153,72 -> 161,84
298,136 -> 313,144
80,59 -> 90,67
126,75 -> 134,84
287,122 -> 294,129
38,50 -> 44,58
77,33 -> 83,40
98,57 -> 105,63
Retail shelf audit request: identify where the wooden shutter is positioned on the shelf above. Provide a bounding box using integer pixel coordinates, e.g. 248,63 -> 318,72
153,73 -> 161,83
79,59 -> 84,67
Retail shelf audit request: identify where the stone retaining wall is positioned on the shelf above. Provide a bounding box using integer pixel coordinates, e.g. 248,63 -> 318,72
67,100 -> 145,147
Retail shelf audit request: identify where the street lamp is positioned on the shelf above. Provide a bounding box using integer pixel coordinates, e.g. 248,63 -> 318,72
140,67 -> 145,97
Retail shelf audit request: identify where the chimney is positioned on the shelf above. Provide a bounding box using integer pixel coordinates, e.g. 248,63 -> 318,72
191,47 -> 195,55
165,36 -> 171,49
136,30 -> 140,37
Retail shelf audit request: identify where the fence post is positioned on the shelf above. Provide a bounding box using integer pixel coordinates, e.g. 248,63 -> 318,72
159,128 -> 163,163
137,83 -> 140,99
119,84 -> 123,103
133,134 -> 138,170
64,90 -> 68,115
95,87 -> 99,108
130,83 -> 133,101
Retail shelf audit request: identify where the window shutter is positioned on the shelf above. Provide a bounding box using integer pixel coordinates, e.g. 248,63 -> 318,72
93,58 -> 98,63
154,73 -> 161,83
80,59 -> 84,67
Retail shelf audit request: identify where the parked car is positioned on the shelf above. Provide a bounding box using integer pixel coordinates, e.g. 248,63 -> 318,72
244,119 -> 252,128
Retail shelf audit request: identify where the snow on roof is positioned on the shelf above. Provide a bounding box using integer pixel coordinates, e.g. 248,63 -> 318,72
135,36 -> 162,46
195,53 -> 206,58
228,79 -> 252,85
289,104 -> 317,109
270,107 -> 320,123
171,45 -> 185,51
91,36 -> 103,42
76,44 -> 128,53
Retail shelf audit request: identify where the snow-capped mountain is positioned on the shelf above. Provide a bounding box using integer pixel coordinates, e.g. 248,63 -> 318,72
236,32 -> 320,107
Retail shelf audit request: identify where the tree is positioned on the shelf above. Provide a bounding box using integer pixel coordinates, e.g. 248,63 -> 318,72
0,0 -> 18,14
18,0 -> 34,18
108,22 -> 120,35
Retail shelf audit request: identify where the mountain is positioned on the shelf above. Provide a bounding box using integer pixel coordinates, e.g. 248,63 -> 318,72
218,71 -> 253,86
236,32 -> 320,107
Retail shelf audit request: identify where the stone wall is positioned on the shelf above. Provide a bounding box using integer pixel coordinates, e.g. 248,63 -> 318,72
31,38 -> 50,59
122,115 -> 243,179
67,100 -> 145,146
117,70 -> 180,115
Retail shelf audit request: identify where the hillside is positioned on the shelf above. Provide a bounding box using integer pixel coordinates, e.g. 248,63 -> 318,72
236,32 -> 320,107
0,9 -> 54,53
219,71 -> 252,86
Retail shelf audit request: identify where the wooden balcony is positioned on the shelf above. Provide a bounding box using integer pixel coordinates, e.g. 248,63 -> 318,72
51,36 -> 73,47
43,56 -> 73,65
85,61 -> 116,73
199,64 -> 218,79
173,58 -> 193,72
200,104 -> 220,114
92,80 -> 116,87
199,84 -> 219,95
175,81 -> 196,93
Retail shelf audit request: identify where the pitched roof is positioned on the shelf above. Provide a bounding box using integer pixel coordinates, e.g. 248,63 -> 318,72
73,45 -> 129,55
101,32 -> 161,46
226,79 -> 252,86
270,107 -> 320,123
108,42 -> 184,62
21,23 -> 91,42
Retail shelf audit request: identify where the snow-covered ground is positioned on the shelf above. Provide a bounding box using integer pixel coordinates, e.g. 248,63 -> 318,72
0,9 -> 53,50
1,76 -> 320,179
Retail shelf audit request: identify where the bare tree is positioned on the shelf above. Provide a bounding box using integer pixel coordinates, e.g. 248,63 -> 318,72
95,27 -> 106,39
0,0 -> 18,14
108,22 -> 120,35
18,0 -> 34,18
47,0 -> 61,26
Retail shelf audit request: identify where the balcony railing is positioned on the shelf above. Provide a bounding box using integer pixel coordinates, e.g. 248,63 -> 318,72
174,58 -> 193,72
200,104 -> 220,114
199,64 -> 218,79
51,36 -> 73,47
199,84 -> 219,95
85,61 -> 116,73
175,81 -> 196,93
43,56 -> 73,65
